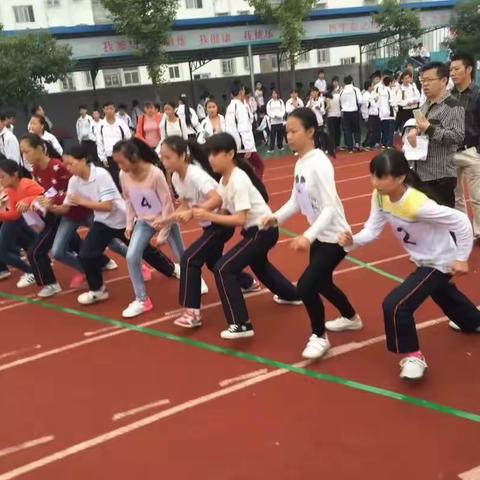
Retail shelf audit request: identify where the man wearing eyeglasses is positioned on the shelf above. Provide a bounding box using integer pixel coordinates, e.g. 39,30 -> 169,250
407,62 -> 465,207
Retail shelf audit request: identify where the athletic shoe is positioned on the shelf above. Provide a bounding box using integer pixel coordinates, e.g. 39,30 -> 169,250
302,334 -> 331,360
69,273 -> 86,289
174,309 -> 202,328
220,323 -> 255,339
173,263 -> 181,279
103,259 -> 118,271
141,263 -> 153,282
78,288 -> 110,305
273,295 -> 302,306
325,314 -> 363,332
37,283 -> 62,298
0,270 -> 11,281
201,277 -> 209,295
449,321 -> 461,331
242,279 -> 262,294
399,356 -> 427,380
267,150 -> 274,154
122,298 -> 153,318
17,273 -> 35,289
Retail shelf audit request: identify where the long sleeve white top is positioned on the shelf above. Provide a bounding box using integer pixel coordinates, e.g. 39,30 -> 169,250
274,149 -> 350,244
42,131 -> 63,156
197,115 -> 226,144
339,85 -> 362,113
95,119 -> 131,162
176,105 -> 199,135
286,97 -> 304,114
76,114 -> 95,143
350,188 -> 473,273
266,99 -> 286,125
225,98 -> 256,153
0,127 -> 21,164
396,84 -> 421,110
306,97 -> 325,127
377,85 -> 398,120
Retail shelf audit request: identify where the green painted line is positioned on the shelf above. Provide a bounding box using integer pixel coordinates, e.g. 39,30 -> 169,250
279,227 -> 404,283
1,290 -> 480,424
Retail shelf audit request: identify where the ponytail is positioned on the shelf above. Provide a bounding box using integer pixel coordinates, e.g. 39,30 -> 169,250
113,138 -> 166,175
0,158 -> 31,180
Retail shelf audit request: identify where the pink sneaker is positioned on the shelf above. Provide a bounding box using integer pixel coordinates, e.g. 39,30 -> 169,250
174,309 -> 202,328
142,263 -> 153,282
69,273 -> 86,289
122,298 -> 153,318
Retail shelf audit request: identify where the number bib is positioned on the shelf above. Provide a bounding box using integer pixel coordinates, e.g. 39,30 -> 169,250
130,190 -> 162,216
295,175 -> 315,221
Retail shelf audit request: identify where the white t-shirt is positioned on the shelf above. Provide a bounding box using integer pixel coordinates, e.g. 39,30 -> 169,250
217,167 -> 271,229
172,164 -> 218,227
65,165 -> 126,229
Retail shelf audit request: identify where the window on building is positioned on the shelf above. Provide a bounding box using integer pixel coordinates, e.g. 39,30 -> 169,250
46,0 -> 60,7
340,57 -> 356,65
13,5 -> 35,23
317,49 -> 330,64
84,71 -> 93,87
237,10 -> 250,15
221,59 -> 235,75
185,0 -> 203,8
215,12 -> 229,16
297,52 -> 310,63
123,68 -> 140,85
271,55 -> 288,70
103,70 -> 122,87
61,74 -> 76,91
243,57 -> 250,71
193,73 -> 211,79
169,66 -> 181,79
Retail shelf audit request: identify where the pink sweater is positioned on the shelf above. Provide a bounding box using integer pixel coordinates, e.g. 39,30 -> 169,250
119,165 -> 174,243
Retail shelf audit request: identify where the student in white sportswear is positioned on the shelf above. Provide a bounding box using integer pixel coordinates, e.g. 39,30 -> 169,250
263,108 -> 360,360
0,113 -> 21,164
339,75 -> 362,153
286,89 -> 304,115
339,149 -> 480,380
266,89 -> 286,152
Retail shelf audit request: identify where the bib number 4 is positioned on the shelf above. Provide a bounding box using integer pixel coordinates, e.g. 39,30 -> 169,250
141,197 -> 152,209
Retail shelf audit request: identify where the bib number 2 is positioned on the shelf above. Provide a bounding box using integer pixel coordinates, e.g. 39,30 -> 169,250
397,227 -> 416,245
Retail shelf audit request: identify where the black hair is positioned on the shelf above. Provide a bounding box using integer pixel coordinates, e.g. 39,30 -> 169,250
0,112 -> 7,122
162,135 -> 219,181
370,70 -> 381,80
318,69 -> 325,75
205,133 -> 269,202
400,70 -> 412,83
31,114 -> 48,133
0,158 -> 31,180
179,95 -> 193,128
21,132 -> 61,159
383,76 -> 393,87
451,53 -> 475,79
344,75 -> 353,85
364,80 -> 372,90
420,62 -> 450,81
331,75 -> 339,83
165,101 -> 177,110
31,105 -> 43,115
132,99 -> 139,107
65,144 -> 91,163
288,107 -> 336,157
154,103 -> 161,111
370,149 -> 426,194
78,104 -> 88,110
205,99 -> 220,112
230,81 -> 244,98
118,103 -> 127,110
290,89 -> 299,95
102,101 -> 115,108
244,88 -> 252,95
144,100 -> 155,108
112,138 -> 165,174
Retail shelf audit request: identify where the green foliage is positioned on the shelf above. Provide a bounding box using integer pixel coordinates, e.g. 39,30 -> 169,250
448,0 -> 480,58
373,0 -> 422,64
101,0 -> 178,86
0,25 -> 72,107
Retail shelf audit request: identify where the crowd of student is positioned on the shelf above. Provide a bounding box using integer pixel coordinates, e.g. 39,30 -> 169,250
0,54 -> 479,382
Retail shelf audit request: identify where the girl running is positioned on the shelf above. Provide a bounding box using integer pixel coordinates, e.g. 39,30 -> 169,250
192,133 -> 300,339
63,146 -> 176,308
20,133 -> 78,298
0,159 -> 39,289
113,138 -> 181,318
339,149 -> 480,380
263,108 -> 360,359
156,136 -> 260,328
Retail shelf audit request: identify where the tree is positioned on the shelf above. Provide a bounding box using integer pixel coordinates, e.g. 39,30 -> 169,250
248,0 -> 316,89
101,0 -> 178,92
447,0 -> 480,58
373,0 -> 422,69
0,25 -> 72,107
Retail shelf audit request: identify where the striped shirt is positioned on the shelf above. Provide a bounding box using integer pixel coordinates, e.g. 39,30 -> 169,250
416,92 -> 464,181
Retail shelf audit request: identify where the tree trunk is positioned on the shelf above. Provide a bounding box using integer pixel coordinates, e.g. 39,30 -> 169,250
289,52 -> 296,91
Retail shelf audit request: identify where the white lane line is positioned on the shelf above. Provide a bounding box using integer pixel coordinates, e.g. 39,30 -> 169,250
0,436 -> 54,459
83,326 -> 122,337
0,345 -> 41,361
112,399 -> 171,422
0,360 -> 310,480
219,368 -> 269,387
0,314 -> 177,373
459,465 -> 480,480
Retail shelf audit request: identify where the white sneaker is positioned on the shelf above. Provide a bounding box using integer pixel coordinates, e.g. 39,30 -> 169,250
173,263 -> 181,279
78,288 -> 110,305
302,334 -> 331,360
0,270 -> 11,281
220,323 -> 254,339
325,314 -> 363,332
37,283 -> 62,298
122,298 -> 153,318
399,356 -> 428,380
241,279 -> 262,294
17,273 -> 35,289
201,278 -> 209,295
449,321 -> 461,331
103,259 -> 118,271
273,295 -> 302,306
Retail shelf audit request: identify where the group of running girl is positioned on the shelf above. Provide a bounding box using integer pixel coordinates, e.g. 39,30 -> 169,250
0,107 -> 479,382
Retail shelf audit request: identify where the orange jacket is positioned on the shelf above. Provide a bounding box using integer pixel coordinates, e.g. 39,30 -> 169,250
0,178 -> 44,222
135,113 -> 163,142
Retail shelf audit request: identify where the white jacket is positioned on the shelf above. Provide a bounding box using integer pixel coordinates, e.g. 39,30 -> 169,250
378,85 -> 398,121
0,127 -> 21,164
306,97 -> 325,127
286,97 -> 304,114
225,98 -> 256,153
266,99 -> 286,125
176,105 -> 199,135
197,115 -> 226,144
